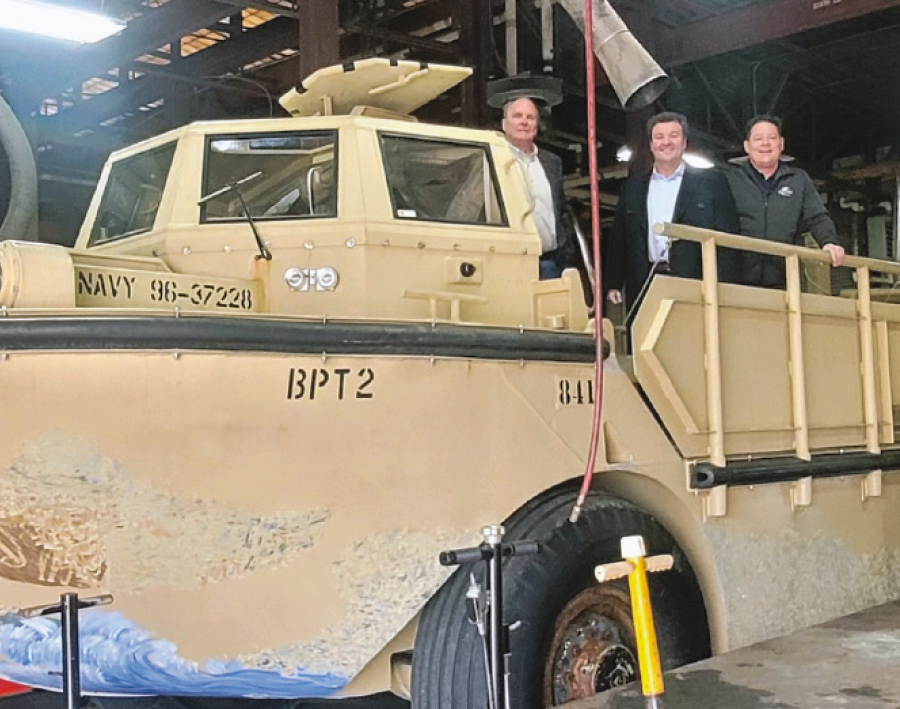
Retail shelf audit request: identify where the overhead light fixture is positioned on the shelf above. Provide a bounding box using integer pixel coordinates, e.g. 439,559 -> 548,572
0,0 -> 126,44
684,153 -> 714,169
617,146 -> 714,169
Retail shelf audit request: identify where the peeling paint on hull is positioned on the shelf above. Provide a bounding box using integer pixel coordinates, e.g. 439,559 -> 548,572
0,436 -> 330,594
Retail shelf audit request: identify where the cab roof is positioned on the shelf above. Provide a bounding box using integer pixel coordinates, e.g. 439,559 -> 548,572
278,58 -> 473,117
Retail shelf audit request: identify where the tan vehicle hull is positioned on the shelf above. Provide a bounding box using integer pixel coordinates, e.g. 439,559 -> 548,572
2,289 -> 899,700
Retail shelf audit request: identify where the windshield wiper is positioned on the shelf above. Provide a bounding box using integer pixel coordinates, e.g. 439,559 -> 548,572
198,171 -> 272,260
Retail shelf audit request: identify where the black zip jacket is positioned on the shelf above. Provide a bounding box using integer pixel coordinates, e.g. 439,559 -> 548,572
726,161 -> 838,287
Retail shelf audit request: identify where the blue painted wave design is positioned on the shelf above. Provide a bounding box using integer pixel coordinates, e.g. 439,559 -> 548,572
0,611 -> 347,698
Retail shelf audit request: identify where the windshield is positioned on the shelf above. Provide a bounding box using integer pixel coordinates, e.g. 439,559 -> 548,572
201,131 -> 337,222
380,134 -> 507,226
88,142 -> 176,246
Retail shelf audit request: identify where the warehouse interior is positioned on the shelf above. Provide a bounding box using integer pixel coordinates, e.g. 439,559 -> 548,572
1,0 -> 900,257
4,3 -> 900,708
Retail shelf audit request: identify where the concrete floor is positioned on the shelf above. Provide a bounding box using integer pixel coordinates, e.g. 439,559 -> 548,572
564,600 -> 900,709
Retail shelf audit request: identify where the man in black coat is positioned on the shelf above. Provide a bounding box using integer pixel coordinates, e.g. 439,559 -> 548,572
604,112 -> 741,314
726,115 -> 844,288
502,97 -> 579,279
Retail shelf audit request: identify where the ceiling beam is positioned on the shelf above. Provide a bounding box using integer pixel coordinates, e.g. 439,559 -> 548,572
32,16 -> 301,141
4,0 -> 236,113
342,21 -> 458,56
214,0 -> 301,19
655,0 -> 900,67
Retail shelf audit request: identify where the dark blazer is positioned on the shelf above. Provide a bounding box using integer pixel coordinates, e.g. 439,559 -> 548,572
604,165 -> 741,312
537,149 -> 579,271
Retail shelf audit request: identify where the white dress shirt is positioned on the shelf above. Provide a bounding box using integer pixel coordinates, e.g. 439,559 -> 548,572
509,142 -> 558,254
646,162 -> 685,264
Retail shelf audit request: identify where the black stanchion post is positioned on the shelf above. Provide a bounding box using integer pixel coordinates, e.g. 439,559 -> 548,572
484,525 -> 504,709
61,594 -> 81,709
440,527 -> 541,709
21,593 -> 114,709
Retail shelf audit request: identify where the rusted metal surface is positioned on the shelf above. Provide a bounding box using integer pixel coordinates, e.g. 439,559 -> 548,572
544,585 -> 637,705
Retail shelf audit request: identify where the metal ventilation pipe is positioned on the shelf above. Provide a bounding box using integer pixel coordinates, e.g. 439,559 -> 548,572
556,0 -> 668,110
0,92 -> 38,241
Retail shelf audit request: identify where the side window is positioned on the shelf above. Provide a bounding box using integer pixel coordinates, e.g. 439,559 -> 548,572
201,131 -> 337,222
380,134 -> 507,226
88,143 -> 176,246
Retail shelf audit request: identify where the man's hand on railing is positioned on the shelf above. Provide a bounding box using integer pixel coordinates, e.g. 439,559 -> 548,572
823,243 -> 845,267
607,289 -> 623,305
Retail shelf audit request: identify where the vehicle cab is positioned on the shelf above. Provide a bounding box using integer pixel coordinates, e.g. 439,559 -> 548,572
35,58 -> 588,331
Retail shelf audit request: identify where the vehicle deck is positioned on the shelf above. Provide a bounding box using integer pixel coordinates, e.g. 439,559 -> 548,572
567,600 -> 900,709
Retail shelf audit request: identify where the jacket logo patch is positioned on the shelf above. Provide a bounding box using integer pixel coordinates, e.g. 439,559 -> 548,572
777,185 -> 793,198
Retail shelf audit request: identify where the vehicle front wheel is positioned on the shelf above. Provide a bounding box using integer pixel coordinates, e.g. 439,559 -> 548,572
411,488 -> 709,709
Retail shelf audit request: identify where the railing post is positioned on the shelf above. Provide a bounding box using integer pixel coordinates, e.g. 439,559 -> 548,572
700,236 -> 726,517
857,265 -> 880,455
785,255 -> 812,510
784,255 -> 810,461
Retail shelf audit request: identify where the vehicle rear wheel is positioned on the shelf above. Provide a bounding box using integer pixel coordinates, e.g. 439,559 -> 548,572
411,487 -> 709,709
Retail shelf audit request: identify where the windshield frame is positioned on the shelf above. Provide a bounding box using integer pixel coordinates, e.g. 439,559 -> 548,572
87,141 -> 177,247
199,129 -> 339,224
378,131 -> 509,228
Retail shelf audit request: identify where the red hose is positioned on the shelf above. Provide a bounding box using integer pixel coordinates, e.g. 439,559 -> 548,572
569,0 -> 606,523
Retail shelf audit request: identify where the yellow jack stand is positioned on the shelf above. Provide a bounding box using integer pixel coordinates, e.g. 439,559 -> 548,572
595,535 -> 673,709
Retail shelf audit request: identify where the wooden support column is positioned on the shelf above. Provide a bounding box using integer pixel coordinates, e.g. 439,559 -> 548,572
169,37 -> 191,129
459,0 -> 493,127
505,0 -> 517,76
624,106 -> 653,176
299,0 -> 339,81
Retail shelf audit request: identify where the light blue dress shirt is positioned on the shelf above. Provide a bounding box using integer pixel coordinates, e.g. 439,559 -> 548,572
646,162 -> 685,264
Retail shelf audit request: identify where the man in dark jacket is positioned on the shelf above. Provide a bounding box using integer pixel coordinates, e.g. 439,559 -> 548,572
726,115 -> 845,288
604,112 -> 741,314
502,96 -> 578,279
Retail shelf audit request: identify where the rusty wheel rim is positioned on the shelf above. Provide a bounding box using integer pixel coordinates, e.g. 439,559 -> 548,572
543,584 -> 638,706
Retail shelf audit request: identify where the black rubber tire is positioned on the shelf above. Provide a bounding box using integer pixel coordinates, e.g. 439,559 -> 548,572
411,486 -> 710,709
0,92 -> 38,242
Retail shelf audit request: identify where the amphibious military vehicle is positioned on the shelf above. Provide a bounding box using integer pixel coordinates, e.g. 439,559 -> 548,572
1,58 -> 900,709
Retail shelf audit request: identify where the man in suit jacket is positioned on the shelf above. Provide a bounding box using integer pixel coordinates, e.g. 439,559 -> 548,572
604,112 -> 741,313
503,97 -> 578,279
